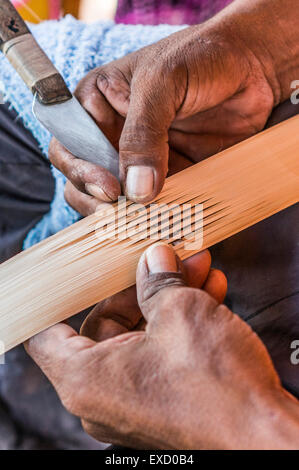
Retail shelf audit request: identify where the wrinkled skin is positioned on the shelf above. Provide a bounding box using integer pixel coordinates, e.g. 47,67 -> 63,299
49,18 -> 276,213
50,0 -> 299,212
26,246 -> 299,449
36,0 -> 299,449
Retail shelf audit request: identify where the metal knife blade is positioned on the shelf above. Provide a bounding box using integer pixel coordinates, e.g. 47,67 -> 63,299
33,94 -> 119,178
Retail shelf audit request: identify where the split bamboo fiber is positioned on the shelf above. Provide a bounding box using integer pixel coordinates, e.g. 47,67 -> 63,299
0,116 -> 298,353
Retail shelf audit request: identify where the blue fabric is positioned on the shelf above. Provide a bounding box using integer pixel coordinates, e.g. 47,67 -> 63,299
0,16 -> 184,249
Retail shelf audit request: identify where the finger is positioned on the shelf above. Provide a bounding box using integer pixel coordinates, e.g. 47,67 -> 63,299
118,74 -> 176,203
136,242 -> 187,323
25,322 -> 143,418
96,60 -> 173,202
183,250 -> 212,288
80,285 -> 141,342
63,147 -> 192,217
203,268 -> 228,304
25,324 -> 142,384
49,68 -> 125,203
136,243 -> 225,333
24,323 -> 96,376
80,250 -> 211,343
76,68 -> 125,149
96,60 -> 132,119
49,138 -> 121,203
64,181 -> 103,216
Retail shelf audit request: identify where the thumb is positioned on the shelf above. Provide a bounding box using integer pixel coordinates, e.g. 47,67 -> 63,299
136,242 -> 187,323
119,77 -> 176,203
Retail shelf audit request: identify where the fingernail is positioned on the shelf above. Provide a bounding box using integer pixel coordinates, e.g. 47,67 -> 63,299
126,166 -> 154,201
146,243 -> 178,273
85,183 -> 113,203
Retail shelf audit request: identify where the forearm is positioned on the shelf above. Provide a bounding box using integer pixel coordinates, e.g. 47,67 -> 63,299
207,0 -> 299,105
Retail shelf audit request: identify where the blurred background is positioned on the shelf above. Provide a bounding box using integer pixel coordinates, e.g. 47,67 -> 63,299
12,0 -> 118,23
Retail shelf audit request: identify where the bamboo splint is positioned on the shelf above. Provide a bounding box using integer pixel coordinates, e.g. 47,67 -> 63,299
0,116 -> 298,353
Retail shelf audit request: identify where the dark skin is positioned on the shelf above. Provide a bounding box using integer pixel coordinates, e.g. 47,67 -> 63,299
49,0 -> 299,210
27,0 -> 299,449
50,0 -> 286,210
26,244 -> 299,449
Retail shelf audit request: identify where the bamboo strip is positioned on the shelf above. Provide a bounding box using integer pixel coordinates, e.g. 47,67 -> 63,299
0,116 -> 298,352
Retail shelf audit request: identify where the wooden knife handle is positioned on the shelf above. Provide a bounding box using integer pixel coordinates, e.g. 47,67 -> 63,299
0,0 -> 30,43
0,0 -> 71,104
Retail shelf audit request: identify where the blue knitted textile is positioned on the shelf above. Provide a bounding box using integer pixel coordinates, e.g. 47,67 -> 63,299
0,16 -> 184,249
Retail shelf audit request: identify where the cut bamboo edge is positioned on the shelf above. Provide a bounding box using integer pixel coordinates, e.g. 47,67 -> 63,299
0,116 -> 298,353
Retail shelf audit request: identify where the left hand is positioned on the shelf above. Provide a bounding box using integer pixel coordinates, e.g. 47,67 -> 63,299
25,244 -> 299,449
50,7 -> 277,216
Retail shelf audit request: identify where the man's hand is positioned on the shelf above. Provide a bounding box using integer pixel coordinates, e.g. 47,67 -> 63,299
50,0 -> 299,215
49,1 -> 283,215
26,244 -> 299,449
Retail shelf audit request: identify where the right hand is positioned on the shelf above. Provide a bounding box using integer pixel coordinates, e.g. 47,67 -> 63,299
49,9 -> 278,216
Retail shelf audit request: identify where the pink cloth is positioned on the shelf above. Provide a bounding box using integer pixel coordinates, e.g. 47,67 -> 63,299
115,0 -> 232,25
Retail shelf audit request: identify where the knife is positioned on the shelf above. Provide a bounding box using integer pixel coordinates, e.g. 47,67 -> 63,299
0,0 -> 119,178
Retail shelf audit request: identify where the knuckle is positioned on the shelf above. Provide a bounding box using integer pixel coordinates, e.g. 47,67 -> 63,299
145,285 -> 222,325
162,286 -> 211,311
209,304 -> 237,337
58,375 -> 87,417
79,88 -> 100,113
134,49 -> 178,87
158,288 -> 219,327
26,335 -> 47,363
96,66 -> 130,99
151,286 -> 194,318
213,305 -> 240,338
96,68 -> 112,90
145,287 -> 210,335
200,304 -> 236,349
142,274 -> 186,304
65,159 -> 91,191
215,303 -> 233,319
75,69 -> 108,116
170,288 -> 208,318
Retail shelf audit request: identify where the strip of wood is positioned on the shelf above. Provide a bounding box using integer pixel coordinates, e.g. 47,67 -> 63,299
0,116 -> 298,352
